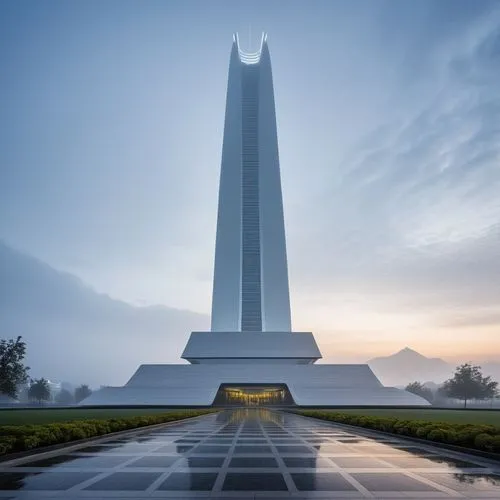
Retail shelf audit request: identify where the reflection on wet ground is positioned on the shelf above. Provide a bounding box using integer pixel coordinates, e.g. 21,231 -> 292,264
0,408 -> 499,498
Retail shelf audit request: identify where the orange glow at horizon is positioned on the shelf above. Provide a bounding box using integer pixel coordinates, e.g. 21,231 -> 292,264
291,294 -> 500,362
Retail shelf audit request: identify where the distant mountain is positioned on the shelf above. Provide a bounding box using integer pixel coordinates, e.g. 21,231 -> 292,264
0,241 -> 209,387
422,381 -> 441,391
368,347 -> 453,387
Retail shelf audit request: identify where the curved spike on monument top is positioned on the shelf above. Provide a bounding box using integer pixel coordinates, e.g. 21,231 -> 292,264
234,32 -> 267,64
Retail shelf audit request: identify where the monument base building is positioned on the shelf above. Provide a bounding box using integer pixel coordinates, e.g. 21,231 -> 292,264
82,35 -> 429,407
84,364 -> 428,407
84,330 -> 428,406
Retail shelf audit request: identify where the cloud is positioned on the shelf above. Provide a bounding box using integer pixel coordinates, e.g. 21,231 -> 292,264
438,310 -> 500,329
290,9 -> 500,329
1,1 -> 499,353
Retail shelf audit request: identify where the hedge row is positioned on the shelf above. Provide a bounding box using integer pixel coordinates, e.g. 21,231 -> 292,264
0,410 -> 215,457
296,410 -> 500,453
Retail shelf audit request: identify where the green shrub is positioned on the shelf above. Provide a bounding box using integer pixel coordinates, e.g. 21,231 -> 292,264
0,410 -> 215,457
491,436 -> 500,453
427,429 -> 447,442
444,430 -> 458,444
296,410 -> 500,454
474,433 -> 494,450
415,426 -> 429,438
0,436 -> 16,455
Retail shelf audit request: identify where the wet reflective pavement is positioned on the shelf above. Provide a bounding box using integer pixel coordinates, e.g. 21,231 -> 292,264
0,408 -> 499,498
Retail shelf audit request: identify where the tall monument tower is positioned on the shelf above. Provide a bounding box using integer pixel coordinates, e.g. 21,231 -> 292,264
181,33 -> 320,364
81,34 -> 429,407
211,33 -> 291,333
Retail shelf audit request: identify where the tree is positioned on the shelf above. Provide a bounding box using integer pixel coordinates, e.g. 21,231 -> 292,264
0,336 -> 30,399
74,384 -> 92,403
55,388 -> 74,404
442,363 -> 498,408
405,381 -> 434,403
28,378 -> 51,404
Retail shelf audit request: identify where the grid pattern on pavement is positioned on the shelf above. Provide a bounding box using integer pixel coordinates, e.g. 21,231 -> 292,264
0,408 -> 499,499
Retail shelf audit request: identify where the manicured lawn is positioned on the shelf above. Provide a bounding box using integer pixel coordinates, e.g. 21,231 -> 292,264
321,409 -> 500,425
0,408 -> 184,425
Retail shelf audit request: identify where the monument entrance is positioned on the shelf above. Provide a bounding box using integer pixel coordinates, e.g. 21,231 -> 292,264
213,384 -> 295,407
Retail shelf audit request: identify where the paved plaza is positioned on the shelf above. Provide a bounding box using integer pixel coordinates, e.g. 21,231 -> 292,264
0,409 -> 499,498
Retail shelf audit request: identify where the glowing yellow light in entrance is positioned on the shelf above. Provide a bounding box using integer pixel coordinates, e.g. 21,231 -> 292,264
222,387 -> 286,406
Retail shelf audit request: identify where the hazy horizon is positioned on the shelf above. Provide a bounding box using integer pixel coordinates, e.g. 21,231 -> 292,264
2,238 -> 499,373
1,0 -> 500,366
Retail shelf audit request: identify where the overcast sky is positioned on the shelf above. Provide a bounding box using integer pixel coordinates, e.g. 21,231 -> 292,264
1,0 -> 499,362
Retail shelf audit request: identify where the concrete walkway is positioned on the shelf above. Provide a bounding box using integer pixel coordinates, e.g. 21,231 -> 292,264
0,408 -> 499,498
